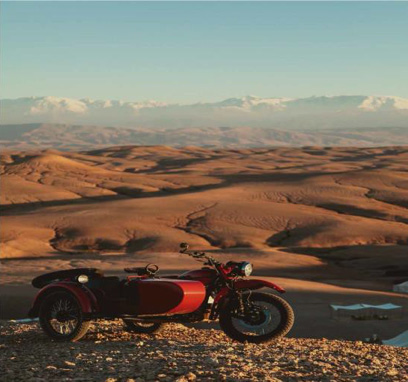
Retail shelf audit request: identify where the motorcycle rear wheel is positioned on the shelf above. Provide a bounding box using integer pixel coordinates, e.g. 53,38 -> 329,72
123,319 -> 164,334
219,292 -> 294,344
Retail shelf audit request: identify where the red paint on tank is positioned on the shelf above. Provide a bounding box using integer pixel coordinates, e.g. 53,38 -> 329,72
133,279 -> 206,315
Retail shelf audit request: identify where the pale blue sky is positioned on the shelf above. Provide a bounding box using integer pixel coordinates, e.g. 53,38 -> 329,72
1,1 -> 408,103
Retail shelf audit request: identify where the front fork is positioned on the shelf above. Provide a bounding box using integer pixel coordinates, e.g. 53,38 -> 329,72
209,289 -> 250,320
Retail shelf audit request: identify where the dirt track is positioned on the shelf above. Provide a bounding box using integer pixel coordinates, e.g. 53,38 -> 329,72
1,320 -> 407,382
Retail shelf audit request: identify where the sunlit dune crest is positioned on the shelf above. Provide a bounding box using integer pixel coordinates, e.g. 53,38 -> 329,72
1,145 -> 407,259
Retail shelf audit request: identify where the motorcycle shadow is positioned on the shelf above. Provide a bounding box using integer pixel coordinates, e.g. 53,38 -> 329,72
1,320 -> 225,346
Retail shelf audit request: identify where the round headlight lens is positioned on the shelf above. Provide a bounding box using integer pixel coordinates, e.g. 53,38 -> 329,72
77,274 -> 89,284
241,262 -> 253,277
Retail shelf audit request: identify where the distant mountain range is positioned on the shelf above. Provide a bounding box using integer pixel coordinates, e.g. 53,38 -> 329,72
1,123 -> 408,150
2,95 -> 408,129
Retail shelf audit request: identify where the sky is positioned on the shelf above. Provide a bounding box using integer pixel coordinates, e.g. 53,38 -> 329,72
1,1 -> 408,103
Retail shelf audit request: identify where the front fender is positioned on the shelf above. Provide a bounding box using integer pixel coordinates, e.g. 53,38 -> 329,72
234,279 -> 285,294
28,282 -> 98,318
213,279 -> 285,306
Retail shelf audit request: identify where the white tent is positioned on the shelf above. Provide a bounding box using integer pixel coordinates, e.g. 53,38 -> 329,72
330,303 -> 402,311
330,303 -> 403,319
383,330 -> 408,347
393,281 -> 408,294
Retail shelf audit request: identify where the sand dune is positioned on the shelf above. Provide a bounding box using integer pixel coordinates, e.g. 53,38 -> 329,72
1,146 -> 408,260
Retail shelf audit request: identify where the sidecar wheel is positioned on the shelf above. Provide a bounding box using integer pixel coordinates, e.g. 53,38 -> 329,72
123,319 -> 164,334
219,292 -> 294,344
39,291 -> 90,342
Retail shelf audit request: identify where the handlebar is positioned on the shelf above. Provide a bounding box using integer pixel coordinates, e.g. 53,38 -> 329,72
179,242 -> 219,265
178,243 -> 252,284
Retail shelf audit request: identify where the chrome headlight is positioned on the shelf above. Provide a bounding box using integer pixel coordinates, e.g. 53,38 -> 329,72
240,262 -> 253,277
77,274 -> 89,284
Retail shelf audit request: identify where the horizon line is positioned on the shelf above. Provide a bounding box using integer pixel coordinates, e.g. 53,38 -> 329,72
2,94 -> 407,105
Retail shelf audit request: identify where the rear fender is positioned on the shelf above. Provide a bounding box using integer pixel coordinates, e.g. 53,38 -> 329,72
28,282 -> 98,318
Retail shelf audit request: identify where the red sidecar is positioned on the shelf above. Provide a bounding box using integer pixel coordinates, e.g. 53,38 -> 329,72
29,267 -> 206,318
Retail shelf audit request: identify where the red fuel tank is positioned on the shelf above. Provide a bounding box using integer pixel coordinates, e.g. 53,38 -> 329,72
130,279 -> 206,315
179,268 -> 217,286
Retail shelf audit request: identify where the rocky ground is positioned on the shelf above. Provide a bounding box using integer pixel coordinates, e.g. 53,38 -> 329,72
1,320 -> 407,382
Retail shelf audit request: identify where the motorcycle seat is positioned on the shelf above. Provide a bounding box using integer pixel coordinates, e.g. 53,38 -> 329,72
124,267 -> 150,276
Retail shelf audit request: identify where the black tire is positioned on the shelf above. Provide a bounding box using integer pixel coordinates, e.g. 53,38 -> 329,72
123,319 -> 164,334
39,291 -> 90,342
219,292 -> 294,344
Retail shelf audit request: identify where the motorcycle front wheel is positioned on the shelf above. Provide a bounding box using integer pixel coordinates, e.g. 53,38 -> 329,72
219,292 -> 294,344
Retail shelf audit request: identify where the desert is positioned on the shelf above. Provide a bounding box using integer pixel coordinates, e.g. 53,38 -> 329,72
1,145 -> 407,344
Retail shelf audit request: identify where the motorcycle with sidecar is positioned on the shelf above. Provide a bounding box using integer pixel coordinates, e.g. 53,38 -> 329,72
28,243 -> 294,343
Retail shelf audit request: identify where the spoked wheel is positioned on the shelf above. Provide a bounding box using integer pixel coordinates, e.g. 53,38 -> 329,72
39,291 -> 90,342
219,292 -> 294,344
123,319 -> 164,334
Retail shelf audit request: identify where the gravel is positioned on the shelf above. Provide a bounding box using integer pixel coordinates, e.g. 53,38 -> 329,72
1,320 -> 407,382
